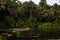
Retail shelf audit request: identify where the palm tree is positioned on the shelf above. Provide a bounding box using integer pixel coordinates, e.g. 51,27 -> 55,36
30,0 -> 32,1
41,0 -> 46,2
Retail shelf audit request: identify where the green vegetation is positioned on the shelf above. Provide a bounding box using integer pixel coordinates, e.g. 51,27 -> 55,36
0,35 -> 8,40
38,23 -> 60,33
0,0 -> 60,39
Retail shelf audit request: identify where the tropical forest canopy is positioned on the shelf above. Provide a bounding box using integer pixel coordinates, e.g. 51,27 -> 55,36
0,0 -> 60,29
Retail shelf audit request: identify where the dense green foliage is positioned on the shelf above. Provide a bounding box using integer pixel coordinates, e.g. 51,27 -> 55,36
0,0 -> 60,28
0,0 -> 60,38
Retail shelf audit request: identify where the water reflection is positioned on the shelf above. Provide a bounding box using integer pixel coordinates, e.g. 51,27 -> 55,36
47,39 -> 60,40
40,39 -> 60,40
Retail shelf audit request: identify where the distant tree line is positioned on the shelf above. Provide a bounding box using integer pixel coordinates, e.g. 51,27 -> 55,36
0,0 -> 60,28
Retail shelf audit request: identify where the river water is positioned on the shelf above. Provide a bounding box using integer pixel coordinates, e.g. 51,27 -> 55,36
48,39 -> 60,40
41,39 -> 60,40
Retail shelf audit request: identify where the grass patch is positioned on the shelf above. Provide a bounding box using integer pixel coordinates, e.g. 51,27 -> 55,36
38,23 -> 60,33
